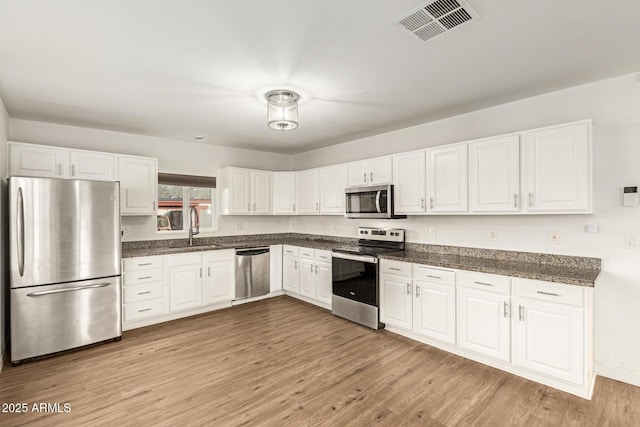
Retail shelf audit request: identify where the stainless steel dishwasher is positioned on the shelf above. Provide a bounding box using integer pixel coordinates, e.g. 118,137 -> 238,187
235,247 -> 270,300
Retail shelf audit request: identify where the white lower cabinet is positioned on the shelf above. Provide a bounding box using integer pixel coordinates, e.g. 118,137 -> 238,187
315,260 -> 332,305
203,250 -> 235,305
122,255 -> 165,324
298,258 -> 315,299
379,259 -> 594,398
168,253 -> 203,312
283,246 -> 332,308
283,246 -> 299,294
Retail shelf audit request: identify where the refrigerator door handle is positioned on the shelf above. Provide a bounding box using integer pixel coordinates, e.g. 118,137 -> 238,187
17,187 -> 25,277
26,282 -> 111,296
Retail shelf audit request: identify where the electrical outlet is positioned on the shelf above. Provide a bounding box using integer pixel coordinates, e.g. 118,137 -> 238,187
549,231 -> 561,244
489,230 -> 497,241
428,227 -> 436,238
121,226 -> 130,238
625,234 -> 640,250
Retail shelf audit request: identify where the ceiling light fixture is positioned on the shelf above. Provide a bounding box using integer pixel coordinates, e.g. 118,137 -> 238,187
265,89 -> 300,130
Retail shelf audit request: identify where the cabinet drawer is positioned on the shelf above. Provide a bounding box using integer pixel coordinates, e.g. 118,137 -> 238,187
167,252 -> 202,267
413,265 -> 455,286
283,245 -> 299,256
513,278 -> 584,307
298,248 -> 315,260
315,250 -> 331,262
123,256 -> 163,271
124,298 -> 164,322
202,249 -> 235,262
458,270 -> 510,295
380,260 -> 412,277
123,269 -> 163,286
123,282 -> 163,304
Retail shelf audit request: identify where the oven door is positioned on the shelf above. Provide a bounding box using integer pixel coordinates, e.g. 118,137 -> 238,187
345,185 -> 391,219
331,252 -> 378,306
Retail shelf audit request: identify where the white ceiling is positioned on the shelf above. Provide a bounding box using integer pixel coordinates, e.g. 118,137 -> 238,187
0,0 -> 639,154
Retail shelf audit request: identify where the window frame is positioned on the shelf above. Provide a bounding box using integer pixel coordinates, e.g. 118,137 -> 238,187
156,184 -> 217,234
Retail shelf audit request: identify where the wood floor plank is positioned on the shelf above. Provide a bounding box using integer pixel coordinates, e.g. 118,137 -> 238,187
0,296 -> 639,426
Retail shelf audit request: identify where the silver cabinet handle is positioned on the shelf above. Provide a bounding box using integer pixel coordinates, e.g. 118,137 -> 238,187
153,201 -> 156,210
315,265 -> 318,274
138,291 -> 152,295
370,172 -> 373,182
474,281 -> 493,287
430,197 -> 435,209
416,286 -> 420,297
363,172 -> 367,183
406,283 -> 411,295
57,163 -> 62,176
420,198 -> 425,209
138,263 -> 152,266
253,203 -> 256,211
27,282 -> 111,296
316,202 -> 319,211
138,308 -> 152,313
518,305 -> 524,321
427,275 -> 442,279
200,268 -> 202,278
16,187 -> 25,277
208,267 -> 211,276
294,260 -> 297,269
514,194 -> 518,208
138,276 -> 152,280
71,164 -> 76,177
528,193 -> 534,207
247,203 -> 250,211
536,291 -> 560,297
389,267 -> 401,271
503,301 -> 509,318
310,264 -> 313,273
293,203 -> 296,211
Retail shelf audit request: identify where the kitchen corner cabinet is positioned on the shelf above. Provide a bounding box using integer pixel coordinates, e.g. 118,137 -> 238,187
118,155 -> 158,215
296,169 -> 320,214
427,144 -> 468,213
469,134 -> 520,213
272,172 -> 296,214
319,164 -> 347,214
283,245 -> 332,308
522,120 -> 591,213
393,151 -> 426,214
347,156 -> 393,187
221,167 -> 271,215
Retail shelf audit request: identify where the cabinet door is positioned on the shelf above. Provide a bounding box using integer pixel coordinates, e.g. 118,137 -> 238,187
204,260 -> 234,304
118,155 -> 157,215
380,273 -> 413,330
9,143 -> 68,178
428,144 -> 468,213
315,260 -> 332,306
272,172 -> 296,214
469,135 -> 520,212
393,151 -> 426,214
514,298 -> 584,385
298,258 -> 316,299
283,255 -> 299,293
522,121 -> 591,212
369,156 -> 393,185
226,168 -> 251,214
296,170 -> 320,214
169,264 -> 203,312
457,287 -> 511,362
250,170 -> 271,214
413,281 -> 456,344
320,164 -> 347,214
69,150 -> 116,181
347,160 -> 369,187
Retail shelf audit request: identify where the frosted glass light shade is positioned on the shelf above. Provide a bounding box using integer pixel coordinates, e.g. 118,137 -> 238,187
265,90 -> 300,130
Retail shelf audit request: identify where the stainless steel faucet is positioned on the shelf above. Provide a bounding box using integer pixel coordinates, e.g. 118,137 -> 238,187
188,206 -> 199,246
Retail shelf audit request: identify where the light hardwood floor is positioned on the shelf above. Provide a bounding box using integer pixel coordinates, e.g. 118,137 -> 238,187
1,296 -> 639,426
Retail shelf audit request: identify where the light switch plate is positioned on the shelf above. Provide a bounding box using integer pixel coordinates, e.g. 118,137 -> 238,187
625,234 -> 640,250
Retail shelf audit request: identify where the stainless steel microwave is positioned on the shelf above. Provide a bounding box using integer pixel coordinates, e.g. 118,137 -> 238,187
345,185 -> 406,219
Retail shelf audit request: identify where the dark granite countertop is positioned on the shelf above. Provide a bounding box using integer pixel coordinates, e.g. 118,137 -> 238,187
379,250 -> 599,287
122,233 -> 600,287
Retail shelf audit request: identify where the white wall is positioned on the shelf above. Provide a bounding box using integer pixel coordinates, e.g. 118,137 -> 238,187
0,94 -> 9,367
8,120 -> 294,241
291,73 -> 640,386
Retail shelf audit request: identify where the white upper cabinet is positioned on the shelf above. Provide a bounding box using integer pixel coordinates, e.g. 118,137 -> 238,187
319,164 -> 347,214
118,155 -> 158,216
522,121 -> 591,213
296,169 -> 320,214
250,170 -> 271,214
469,135 -> 520,213
347,156 -> 393,187
427,144 -> 468,213
221,167 -> 271,215
69,150 -> 116,181
272,172 -> 296,215
10,143 -> 68,178
393,151 -> 426,214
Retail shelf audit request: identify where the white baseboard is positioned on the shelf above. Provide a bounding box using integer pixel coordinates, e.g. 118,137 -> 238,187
231,290 -> 284,306
595,362 -> 640,387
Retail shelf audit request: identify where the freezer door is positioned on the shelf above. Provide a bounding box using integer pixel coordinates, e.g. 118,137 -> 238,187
10,276 -> 122,362
10,177 -> 121,288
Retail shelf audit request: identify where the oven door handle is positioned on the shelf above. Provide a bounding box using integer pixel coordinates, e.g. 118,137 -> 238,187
375,190 -> 382,214
331,252 -> 378,264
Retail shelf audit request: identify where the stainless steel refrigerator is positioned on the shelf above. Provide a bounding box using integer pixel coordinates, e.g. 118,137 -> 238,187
9,176 -> 122,363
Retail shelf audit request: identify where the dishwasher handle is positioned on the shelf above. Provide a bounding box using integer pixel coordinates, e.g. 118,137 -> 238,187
236,247 -> 270,256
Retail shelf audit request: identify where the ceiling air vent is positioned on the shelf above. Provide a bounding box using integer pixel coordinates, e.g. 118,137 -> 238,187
396,0 -> 478,42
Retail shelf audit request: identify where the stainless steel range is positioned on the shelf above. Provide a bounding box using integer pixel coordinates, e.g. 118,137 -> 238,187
331,227 -> 405,329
